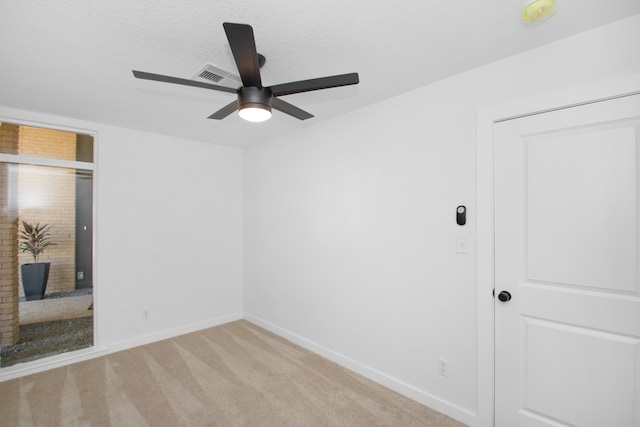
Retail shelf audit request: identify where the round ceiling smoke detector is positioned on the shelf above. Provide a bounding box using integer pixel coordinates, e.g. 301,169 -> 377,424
522,0 -> 557,24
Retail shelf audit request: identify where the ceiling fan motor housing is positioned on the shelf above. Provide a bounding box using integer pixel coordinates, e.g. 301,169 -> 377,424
238,86 -> 272,111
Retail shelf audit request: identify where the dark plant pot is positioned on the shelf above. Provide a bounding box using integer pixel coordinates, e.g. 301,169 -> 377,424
21,263 -> 51,301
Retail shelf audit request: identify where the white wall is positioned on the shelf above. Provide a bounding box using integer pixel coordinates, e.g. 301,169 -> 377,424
244,14 -> 640,426
96,125 -> 244,349
0,108 -> 244,379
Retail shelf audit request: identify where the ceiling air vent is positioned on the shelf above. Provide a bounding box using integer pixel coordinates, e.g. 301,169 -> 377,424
190,63 -> 241,88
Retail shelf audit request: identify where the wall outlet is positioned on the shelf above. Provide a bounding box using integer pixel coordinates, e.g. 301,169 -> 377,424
77,271 -> 84,280
437,358 -> 449,377
141,310 -> 151,320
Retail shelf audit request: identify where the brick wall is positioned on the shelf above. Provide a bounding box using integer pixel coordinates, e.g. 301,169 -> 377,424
0,124 -> 19,155
17,126 -> 76,160
17,127 -> 77,295
0,124 -> 19,345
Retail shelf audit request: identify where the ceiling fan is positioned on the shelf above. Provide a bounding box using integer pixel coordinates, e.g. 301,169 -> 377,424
132,22 -> 360,122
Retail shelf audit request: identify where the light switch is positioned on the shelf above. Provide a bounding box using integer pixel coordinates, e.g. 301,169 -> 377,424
456,237 -> 469,254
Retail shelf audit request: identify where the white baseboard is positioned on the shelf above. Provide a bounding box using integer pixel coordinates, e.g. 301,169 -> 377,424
0,346 -> 109,382
106,312 -> 243,354
244,313 -> 477,427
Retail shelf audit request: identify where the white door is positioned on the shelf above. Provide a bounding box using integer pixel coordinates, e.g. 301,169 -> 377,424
495,93 -> 640,427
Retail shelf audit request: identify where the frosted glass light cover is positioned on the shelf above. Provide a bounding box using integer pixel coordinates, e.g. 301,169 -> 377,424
239,107 -> 272,122
522,0 -> 556,23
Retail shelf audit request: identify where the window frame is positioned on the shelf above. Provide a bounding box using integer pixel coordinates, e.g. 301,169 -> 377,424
0,119 -> 99,372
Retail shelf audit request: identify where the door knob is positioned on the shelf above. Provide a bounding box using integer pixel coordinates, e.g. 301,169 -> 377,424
497,291 -> 512,302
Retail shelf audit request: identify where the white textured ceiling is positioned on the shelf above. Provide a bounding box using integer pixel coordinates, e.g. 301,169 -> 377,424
1,1 -> 639,148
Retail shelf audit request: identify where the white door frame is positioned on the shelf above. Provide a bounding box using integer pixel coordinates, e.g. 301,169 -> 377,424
476,73 -> 640,427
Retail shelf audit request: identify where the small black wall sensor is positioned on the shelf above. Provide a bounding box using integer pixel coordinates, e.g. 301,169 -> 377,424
457,205 -> 466,226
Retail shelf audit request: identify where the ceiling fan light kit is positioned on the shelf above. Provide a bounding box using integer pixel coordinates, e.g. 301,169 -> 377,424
237,87 -> 273,122
239,107 -> 271,122
132,22 -> 359,123
522,0 -> 557,24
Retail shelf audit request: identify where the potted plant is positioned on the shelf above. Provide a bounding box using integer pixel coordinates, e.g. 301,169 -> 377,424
18,221 -> 56,301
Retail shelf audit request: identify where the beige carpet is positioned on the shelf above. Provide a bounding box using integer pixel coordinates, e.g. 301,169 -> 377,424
0,320 -> 466,426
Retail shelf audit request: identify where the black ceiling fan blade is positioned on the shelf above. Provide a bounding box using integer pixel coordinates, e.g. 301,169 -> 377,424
132,70 -> 238,94
271,97 -> 314,120
269,72 -> 359,97
223,22 -> 262,88
207,100 -> 239,120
